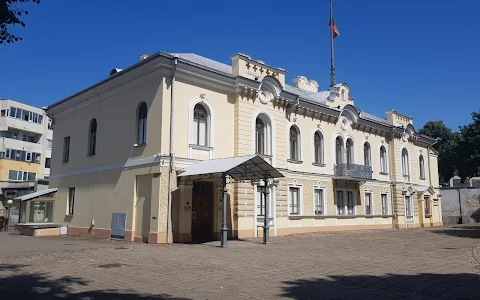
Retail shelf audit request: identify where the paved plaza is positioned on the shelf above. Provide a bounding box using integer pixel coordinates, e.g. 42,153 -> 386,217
0,226 -> 479,299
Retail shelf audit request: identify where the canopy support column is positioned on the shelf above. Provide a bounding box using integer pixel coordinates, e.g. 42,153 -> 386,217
262,175 -> 270,244
220,172 -> 228,248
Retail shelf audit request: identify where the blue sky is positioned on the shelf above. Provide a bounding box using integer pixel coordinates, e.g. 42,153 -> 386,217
1,0 -> 479,130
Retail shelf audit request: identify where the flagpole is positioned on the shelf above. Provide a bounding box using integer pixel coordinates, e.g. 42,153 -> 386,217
329,0 -> 336,87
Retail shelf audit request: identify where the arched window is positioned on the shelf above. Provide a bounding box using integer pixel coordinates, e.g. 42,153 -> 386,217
346,139 -> 354,165
335,136 -> 344,165
314,131 -> 324,164
402,148 -> 409,177
419,155 -> 425,179
137,102 -> 147,145
363,142 -> 371,167
88,118 -> 97,156
193,104 -> 208,146
341,89 -> 346,101
289,126 -> 300,161
256,118 -> 265,154
380,146 -> 387,173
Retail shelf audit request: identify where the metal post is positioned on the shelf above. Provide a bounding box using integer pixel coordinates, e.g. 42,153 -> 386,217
262,176 -> 270,244
329,0 -> 336,87
220,173 -> 228,247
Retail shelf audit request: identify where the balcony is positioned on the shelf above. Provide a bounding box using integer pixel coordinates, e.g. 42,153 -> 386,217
334,163 -> 372,180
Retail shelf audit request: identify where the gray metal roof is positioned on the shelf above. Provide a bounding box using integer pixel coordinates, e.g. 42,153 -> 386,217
178,155 -> 283,180
15,188 -> 57,201
359,111 -> 389,125
284,85 -> 330,104
170,53 -> 232,75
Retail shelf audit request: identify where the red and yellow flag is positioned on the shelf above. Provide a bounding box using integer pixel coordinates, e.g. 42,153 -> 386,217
328,16 -> 340,39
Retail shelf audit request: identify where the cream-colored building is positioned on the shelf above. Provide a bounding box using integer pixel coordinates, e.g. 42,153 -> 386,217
46,52 -> 442,243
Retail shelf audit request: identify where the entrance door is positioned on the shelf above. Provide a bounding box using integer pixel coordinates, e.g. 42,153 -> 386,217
405,195 -> 414,225
191,182 -> 214,242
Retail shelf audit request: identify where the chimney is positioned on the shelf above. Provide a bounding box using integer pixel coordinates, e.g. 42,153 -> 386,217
139,54 -> 149,61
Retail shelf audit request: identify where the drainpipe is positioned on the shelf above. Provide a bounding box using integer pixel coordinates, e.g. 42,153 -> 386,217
166,58 -> 178,244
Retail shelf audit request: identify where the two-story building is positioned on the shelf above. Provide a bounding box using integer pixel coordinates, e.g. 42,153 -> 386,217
46,52 -> 442,243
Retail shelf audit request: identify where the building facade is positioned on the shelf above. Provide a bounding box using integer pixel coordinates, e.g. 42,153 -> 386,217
46,52 -> 442,243
0,99 -> 53,225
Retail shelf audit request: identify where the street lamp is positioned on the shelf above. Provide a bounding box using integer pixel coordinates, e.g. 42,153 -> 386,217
6,199 -> 13,231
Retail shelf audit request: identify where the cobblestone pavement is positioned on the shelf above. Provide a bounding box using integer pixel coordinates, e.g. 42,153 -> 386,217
1,226 -> 479,299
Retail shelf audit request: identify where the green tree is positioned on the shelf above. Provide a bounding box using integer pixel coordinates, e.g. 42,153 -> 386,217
418,120 -> 460,181
0,0 -> 40,45
458,111 -> 480,178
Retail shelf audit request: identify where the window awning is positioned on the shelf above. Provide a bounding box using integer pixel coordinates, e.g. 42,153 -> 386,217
178,155 -> 283,181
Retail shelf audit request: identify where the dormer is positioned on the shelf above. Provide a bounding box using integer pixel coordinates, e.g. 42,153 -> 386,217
292,76 -> 319,93
326,83 -> 353,108
231,53 -> 286,86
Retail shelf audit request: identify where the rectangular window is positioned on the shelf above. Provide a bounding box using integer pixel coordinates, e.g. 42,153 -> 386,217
381,194 -> 388,215
26,152 -> 32,162
289,187 -> 300,215
8,170 -> 19,181
365,192 -> 372,215
405,196 -> 412,217
27,135 -> 36,143
10,107 -> 16,117
39,115 -> 43,124
314,188 -> 324,215
27,172 -> 36,181
45,157 -> 51,168
15,108 -> 22,119
63,137 -> 70,162
47,139 -> 53,149
256,186 -> 272,217
347,191 -> 354,215
68,188 -> 75,215
424,196 -> 431,215
1,109 -> 5,116
336,191 -> 345,215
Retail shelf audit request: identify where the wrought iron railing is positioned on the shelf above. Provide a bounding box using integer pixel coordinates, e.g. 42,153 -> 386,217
334,164 -> 372,179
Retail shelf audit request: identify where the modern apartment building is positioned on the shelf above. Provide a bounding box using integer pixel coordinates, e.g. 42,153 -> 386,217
46,51 -> 442,243
0,98 -> 53,224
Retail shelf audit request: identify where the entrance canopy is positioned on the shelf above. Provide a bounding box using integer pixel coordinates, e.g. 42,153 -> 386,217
178,155 -> 282,247
178,155 -> 284,181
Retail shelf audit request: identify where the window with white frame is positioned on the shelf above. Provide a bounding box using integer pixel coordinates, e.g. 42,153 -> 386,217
380,146 -> 387,173
346,139 -> 354,165
424,196 -> 431,215
347,191 -> 354,215
4,148 -> 41,163
363,142 -> 371,167
289,186 -> 300,215
402,148 -> 409,177
8,170 -> 36,181
336,190 -> 345,214
405,195 -> 413,217
314,187 -> 325,215
381,193 -> 388,215
419,155 -> 425,179
335,136 -> 344,165
289,126 -> 300,161
193,103 -> 208,146
365,192 -> 373,215
47,139 -> 53,149
256,185 -> 273,218
255,114 -> 271,155
7,106 -> 43,124
314,131 -> 324,164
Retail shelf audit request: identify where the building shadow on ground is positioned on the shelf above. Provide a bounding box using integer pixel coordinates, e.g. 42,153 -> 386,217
281,273 -> 480,299
0,264 -> 191,299
431,225 -> 480,239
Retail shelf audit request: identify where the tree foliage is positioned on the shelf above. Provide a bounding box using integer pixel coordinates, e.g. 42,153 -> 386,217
0,0 -> 40,45
419,110 -> 480,181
